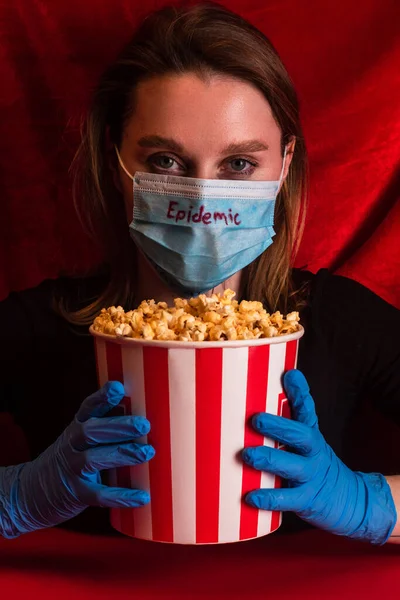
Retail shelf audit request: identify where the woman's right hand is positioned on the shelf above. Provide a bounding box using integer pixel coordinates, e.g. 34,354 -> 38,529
0,382 -> 154,538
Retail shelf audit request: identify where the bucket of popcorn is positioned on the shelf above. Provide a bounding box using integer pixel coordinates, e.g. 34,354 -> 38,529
90,291 -> 304,545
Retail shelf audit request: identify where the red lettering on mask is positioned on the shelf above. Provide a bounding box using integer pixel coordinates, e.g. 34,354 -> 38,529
214,212 -> 228,225
192,205 -> 204,223
167,201 -> 178,219
165,201 -> 241,226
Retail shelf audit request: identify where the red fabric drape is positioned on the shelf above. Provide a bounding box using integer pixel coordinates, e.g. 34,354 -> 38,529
0,0 -> 399,306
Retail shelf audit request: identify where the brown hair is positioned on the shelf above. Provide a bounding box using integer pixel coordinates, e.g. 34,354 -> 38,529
68,1 -> 308,325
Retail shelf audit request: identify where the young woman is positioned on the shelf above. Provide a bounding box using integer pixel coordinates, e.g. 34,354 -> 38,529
1,3 -> 399,543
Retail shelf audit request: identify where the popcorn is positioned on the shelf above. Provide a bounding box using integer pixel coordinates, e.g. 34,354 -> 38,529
92,290 -> 300,341
115,323 -> 133,337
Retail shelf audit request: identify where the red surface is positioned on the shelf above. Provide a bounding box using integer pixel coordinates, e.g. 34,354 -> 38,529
0,0 -> 399,307
1,528 -> 400,599
195,348 -> 223,543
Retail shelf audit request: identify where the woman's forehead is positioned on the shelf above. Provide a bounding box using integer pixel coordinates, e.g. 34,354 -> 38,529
122,73 -> 282,151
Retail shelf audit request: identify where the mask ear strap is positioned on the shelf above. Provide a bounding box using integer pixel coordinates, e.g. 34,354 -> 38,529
115,145 -> 134,181
278,146 -> 288,186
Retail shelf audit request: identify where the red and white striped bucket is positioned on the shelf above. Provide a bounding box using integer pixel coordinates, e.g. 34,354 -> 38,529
90,327 -> 304,544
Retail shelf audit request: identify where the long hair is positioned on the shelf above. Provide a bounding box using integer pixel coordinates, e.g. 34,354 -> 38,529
67,2 -> 308,324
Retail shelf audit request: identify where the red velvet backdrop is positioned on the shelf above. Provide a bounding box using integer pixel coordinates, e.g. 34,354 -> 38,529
0,0 -> 399,306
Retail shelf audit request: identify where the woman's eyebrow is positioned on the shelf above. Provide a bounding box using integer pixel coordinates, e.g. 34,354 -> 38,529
137,136 -> 269,154
222,140 -> 269,153
137,135 -> 184,152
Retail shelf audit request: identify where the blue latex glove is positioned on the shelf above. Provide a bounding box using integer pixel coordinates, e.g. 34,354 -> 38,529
242,370 -> 397,544
0,381 -> 154,539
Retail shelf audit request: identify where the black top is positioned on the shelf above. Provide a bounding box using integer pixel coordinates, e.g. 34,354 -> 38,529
1,268 -> 400,535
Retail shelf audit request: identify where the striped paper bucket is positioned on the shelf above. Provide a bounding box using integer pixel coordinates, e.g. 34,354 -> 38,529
90,326 -> 304,544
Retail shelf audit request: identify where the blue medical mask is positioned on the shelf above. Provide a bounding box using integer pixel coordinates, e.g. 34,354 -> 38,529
116,147 -> 287,296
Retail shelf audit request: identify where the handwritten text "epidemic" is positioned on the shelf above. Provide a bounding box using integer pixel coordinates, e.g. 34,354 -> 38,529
166,201 -> 241,226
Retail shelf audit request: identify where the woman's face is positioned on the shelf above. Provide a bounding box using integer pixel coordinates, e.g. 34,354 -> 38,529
116,73 -> 293,219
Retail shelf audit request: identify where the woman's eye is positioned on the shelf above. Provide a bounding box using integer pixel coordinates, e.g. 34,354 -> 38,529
153,156 -> 177,169
226,158 -> 257,175
230,158 -> 249,172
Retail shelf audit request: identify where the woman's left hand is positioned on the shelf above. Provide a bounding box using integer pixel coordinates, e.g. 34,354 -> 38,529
242,369 -> 397,544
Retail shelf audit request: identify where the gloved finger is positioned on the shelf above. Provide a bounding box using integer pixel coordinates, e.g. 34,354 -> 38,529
85,483 -> 150,508
75,382 -> 125,422
77,442 -> 155,474
245,487 -> 303,512
242,446 -> 309,483
71,415 -> 151,450
283,370 -> 319,429
252,412 -> 316,455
